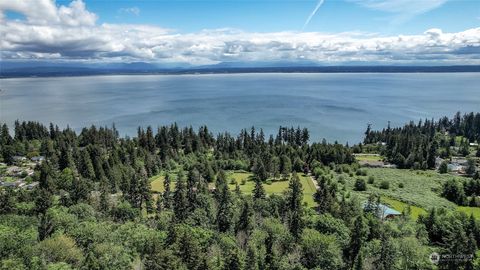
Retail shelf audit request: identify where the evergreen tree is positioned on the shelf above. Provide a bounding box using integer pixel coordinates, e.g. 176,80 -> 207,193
216,170 -> 233,232
353,249 -> 364,270
439,161 -> 449,174
173,172 -> 188,222
375,232 -> 396,270
253,177 -> 265,200
348,216 -> 368,267
236,198 -> 254,234
245,244 -> 259,270
163,173 -> 173,209
285,173 -> 303,239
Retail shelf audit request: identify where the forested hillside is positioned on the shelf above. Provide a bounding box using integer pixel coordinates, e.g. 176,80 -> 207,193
0,119 -> 479,269
364,112 -> 480,169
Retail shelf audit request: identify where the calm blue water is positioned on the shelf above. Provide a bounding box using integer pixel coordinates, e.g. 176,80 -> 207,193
1,73 -> 479,143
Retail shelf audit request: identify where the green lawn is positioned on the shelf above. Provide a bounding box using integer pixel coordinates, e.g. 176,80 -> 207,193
150,171 -> 317,207
354,154 -> 383,162
343,168 -> 458,210
150,175 -> 169,193
226,171 -> 317,207
381,197 -> 427,220
458,206 -> 480,219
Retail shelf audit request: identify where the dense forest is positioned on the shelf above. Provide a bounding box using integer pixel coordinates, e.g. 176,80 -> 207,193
0,118 -> 479,270
363,112 -> 480,169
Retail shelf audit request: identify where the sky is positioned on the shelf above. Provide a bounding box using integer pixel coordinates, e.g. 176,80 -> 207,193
0,0 -> 479,66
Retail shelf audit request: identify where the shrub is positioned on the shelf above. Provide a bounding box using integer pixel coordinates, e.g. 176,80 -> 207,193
265,179 -> 272,185
229,178 -> 237,185
438,161 -> 449,174
354,178 -> 367,191
398,183 -> 404,188
442,179 -> 467,205
379,181 -> 390,190
240,178 -> 247,185
367,176 -> 375,184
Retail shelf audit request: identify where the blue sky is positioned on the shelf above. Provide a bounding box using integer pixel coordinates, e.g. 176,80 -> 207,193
0,0 -> 479,65
61,0 -> 480,34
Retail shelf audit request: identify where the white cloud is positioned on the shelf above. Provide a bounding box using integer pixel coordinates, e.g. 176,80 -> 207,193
0,0 -> 479,65
351,0 -> 448,23
0,0 -> 96,26
118,7 -> 140,16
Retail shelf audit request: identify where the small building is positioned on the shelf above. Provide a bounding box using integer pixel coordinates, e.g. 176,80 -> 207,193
13,156 -> 27,162
451,157 -> 468,165
0,181 -> 16,188
470,143 -> 479,147
24,182 -> 39,190
6,166 -> 22,176
15,181 -> 26,188
31,156 -> 45,163
382,164 -> 398,169
364,202 -> 402,220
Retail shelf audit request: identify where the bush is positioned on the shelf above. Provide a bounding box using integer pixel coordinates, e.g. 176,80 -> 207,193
354,178 -> 367,191
442,179 -> 467,205
229,178 -> 237,185
337,175 -> 345,185
379,181 -> 390,190
265,179 -> 272,185
438,161 -> 448,174
240,178 -> 246,185
398,183 -> 404,188
367,176 -> 375,184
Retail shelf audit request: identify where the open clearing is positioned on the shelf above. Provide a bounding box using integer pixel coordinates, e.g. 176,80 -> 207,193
150,171 -> 317,207
344,168 -> 458,210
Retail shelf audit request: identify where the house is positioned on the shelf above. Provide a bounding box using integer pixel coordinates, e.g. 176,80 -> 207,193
31,156 -> 45,163
363,202 -> 402,219
24,182 -> 39,190
15,180 -> 26,188
448,163 -> 466,174
13,156 -> 27,162
379,205 -> 402,219
451,157 -> 468,165
470,143 -> 479,147
6,166 -> 22,176
0,181 -> 16,188
382,164 -> 398,169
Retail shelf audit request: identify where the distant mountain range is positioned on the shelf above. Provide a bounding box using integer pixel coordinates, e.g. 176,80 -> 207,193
1,61 -> 479,78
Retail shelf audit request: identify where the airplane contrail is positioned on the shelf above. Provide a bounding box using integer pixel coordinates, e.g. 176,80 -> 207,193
302,0 -> 325,30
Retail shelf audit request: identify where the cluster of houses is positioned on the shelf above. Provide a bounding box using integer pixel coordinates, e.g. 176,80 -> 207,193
0,155 -> 44,190
435,156 -> 470,175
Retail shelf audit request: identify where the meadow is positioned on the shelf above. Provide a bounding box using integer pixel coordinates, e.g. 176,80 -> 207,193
150,171 -> 317,207
151,167 -> 480,218
342,168 -> 458,210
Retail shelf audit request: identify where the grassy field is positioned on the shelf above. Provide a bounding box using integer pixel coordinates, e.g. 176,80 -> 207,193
343,168 -> 458,210
458,206 -> 480,219
381,197 -> 427,220
226,171 -> 316,207
150,175 -> 169,193
354,154 -> 383,162
150,171 -> 317,207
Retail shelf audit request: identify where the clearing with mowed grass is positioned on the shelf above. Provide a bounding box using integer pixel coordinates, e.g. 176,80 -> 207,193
150,171 -> 317,207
